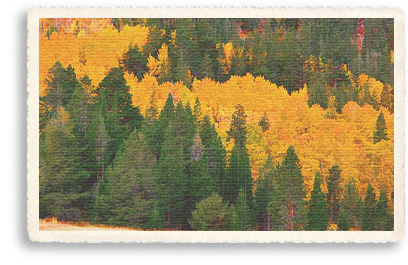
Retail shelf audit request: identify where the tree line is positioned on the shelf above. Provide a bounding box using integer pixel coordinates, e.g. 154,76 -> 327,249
39,62 -> 393,231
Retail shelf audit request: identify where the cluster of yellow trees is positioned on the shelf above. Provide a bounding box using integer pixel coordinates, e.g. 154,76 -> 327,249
39,19 -> 393,203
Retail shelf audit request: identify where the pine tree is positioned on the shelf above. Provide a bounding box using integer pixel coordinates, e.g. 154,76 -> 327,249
306,172 -> 330,231
274,145 -> 307,230
174,48 -> 192,88
95,67 -> 143,164
97,131 -> 157,229
327,165 -> 342,223
147,202 -> 165,230
258,112 -> 270,132
373,111 -> 389,144
307,71 -> 328,109
120,44 -> 148,81
39,109 -> 91,222
40,62 -> 80,131
227,104 -> 247,146
226,141 -> 253,206
189,193 -> 231,231
230,187 -> 253,231
362,183 -> 377,231
199,53 -> 215,79
254,156 -> 274,230
374,189 -> 393,231
200,114 -> 226,197
150,93 -> 174,159
338,178 -> 364,230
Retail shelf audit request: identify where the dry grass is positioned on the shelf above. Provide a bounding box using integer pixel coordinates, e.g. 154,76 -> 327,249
39,218 -> 139,231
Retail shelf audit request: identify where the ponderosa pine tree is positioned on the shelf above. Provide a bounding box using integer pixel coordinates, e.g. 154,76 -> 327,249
306,172 -> 330,231
362,183 -> 377,231
274,145 -> 307,230
327,165 -> 342,223
373,111 -> 389,144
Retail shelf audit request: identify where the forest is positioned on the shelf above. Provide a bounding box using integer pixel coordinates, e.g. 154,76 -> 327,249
39,18 -> 394,231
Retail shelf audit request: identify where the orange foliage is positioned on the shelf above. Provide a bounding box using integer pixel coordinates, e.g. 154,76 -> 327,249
39,20 -> 149,96
39,20 -> 394,201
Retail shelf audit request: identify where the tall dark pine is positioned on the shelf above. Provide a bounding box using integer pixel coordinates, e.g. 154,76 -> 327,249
96,67 -> 143,164
254,156 -> 274,230
227,104 -> 247,146
95,131 -> 157,229
374,189 -> 393,231
226,141 -> 253,205
120,44 -> 148,81
337,178 -> 363,230
200,114 -> 226,197
39,111 -> 91,222
373,111 -> 389,144
274,145 -> 307,231
40,62 -> 80,131
306,172 -> 330,231
362,183 -> 377,231
327,165 -> 342,223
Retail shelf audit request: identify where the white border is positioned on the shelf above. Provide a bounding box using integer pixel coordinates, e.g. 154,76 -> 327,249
27,7 -> 405,243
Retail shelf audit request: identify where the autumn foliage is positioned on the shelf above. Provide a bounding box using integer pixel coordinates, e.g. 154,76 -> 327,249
39,18 -> 394,231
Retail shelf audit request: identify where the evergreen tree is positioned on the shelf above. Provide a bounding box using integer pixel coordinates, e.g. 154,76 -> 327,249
254,156 -> 274,230
156,116 -> 190,229
189,193 -> 231,231
151,93 -> 175,159
95,67 -> 143,164
40,62 -> 80,131
120,44 -> 148,81
306,172 -> 330,231
337,207 -> 351,231
174,48 -> 192,88
373,111 -> 389,144
94,131 -> 157,229
362,183 -> 377,231
200,114 -> 227,197
226,141 -> 253,206
230,187 -> 253,231
327,165 -> 342,223
147,202 -> 165,230
39,109 -> 91,221
374,189 -> 393,231
307,71 -> 328,109
258,112 -> 270,132
198,53 -> 215,79
274,145 -> 307,230
337,178 -> 364,230
227,104 -> 247,146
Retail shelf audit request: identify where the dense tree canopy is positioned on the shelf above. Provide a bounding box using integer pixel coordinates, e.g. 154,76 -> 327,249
39,18 -> 394,231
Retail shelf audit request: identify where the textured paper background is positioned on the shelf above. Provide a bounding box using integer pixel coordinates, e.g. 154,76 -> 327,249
27,7 -> 405,243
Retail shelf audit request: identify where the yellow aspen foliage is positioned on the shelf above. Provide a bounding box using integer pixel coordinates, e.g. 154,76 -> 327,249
391,49 -> 394,64
39,20 -> 149,95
